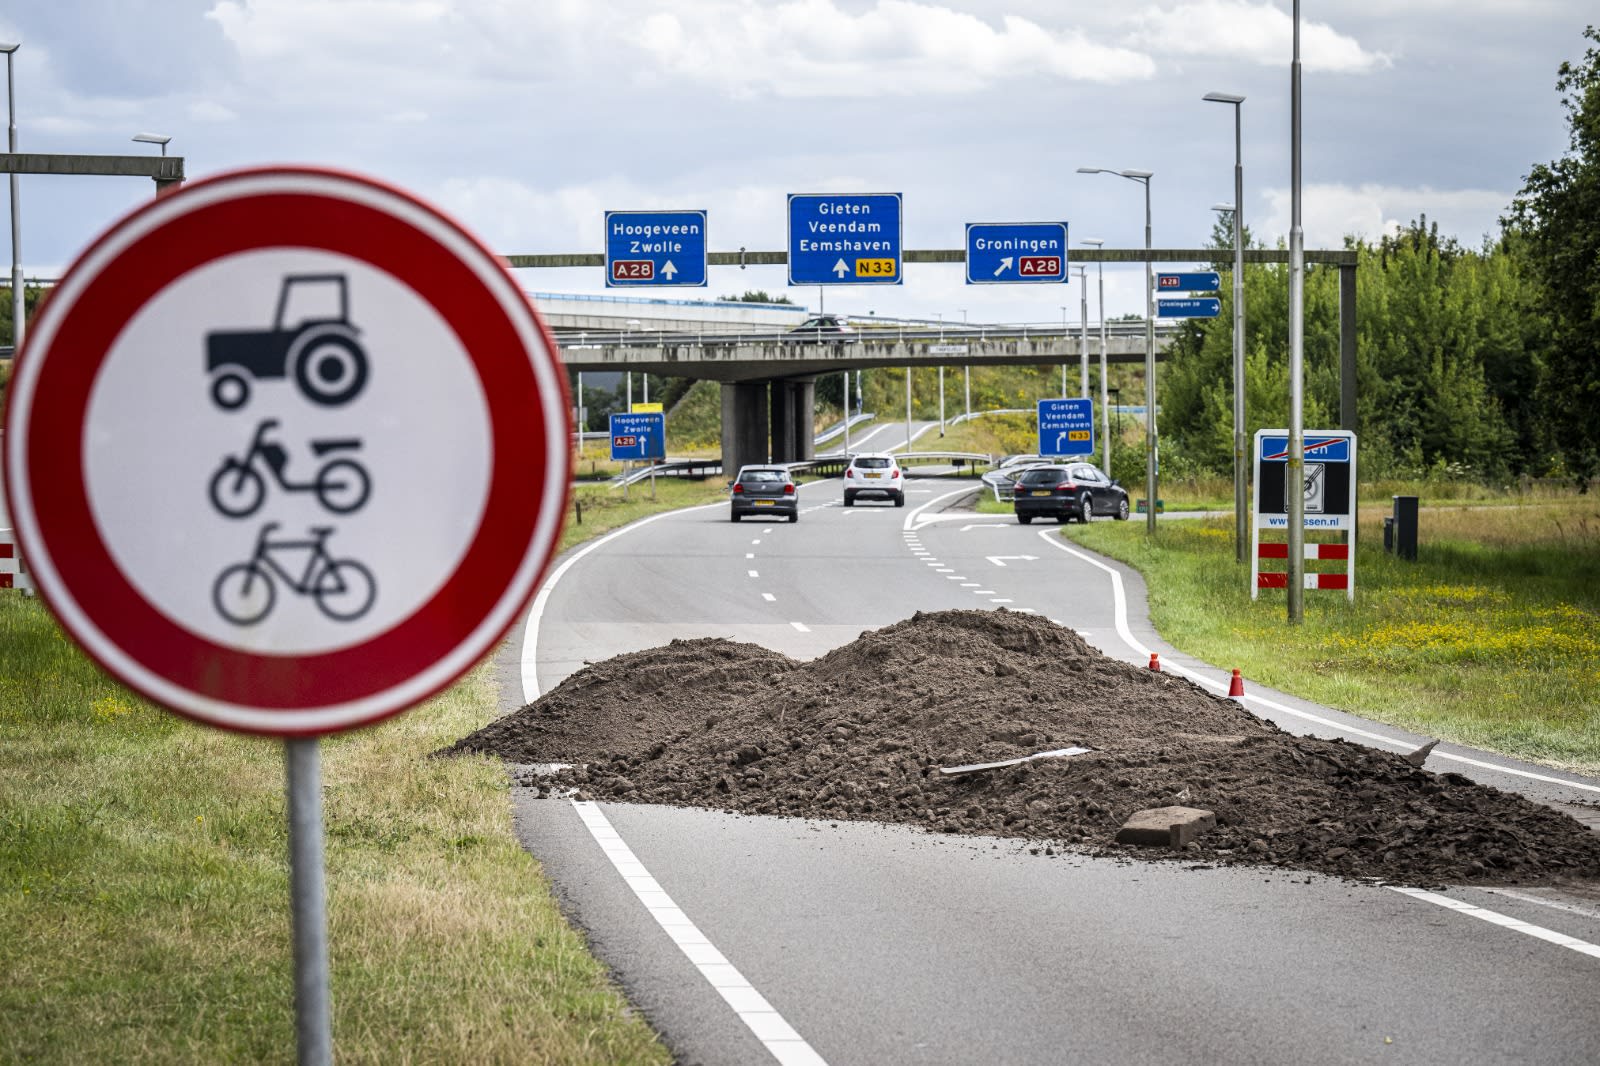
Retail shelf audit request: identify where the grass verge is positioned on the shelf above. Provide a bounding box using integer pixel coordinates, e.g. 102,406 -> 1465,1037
1064,497 -> 1600,775
0,489 -> 698,1062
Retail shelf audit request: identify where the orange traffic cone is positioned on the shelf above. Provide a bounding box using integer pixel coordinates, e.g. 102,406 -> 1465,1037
1228,669 -> 1245,701
1148,653 -> 1160,672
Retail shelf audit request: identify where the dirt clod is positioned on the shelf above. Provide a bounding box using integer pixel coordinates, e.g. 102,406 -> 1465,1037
444,610 -> 1600,885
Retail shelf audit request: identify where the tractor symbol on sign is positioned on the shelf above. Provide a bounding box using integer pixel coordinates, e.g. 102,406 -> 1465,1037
206,273 -> 368,410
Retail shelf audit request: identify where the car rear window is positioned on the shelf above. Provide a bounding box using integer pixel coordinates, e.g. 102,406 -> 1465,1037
855,457 -> 892,469
1018,468 -> 1067,485
740,470 -> 785,483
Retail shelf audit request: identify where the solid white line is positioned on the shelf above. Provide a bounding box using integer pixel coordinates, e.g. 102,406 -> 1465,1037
573,802 -> 829,1065
1478,887 -> 1600,921
1387,887 -> 1600,961
520,503 -> 723,700
1033,531 -> 1600,796
762,593 -> 777,602
791,621 -> 811,633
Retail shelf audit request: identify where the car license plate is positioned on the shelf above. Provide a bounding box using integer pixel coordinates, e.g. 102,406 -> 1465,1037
754,499 -> 774,506
1032,489 -> 1052,496
866,472 -> 882,479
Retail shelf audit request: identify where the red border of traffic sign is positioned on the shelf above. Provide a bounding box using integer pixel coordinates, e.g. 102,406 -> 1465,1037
2,166 -> 571,736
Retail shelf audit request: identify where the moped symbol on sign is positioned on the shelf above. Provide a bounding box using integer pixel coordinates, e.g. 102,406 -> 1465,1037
2,167 -> 572,737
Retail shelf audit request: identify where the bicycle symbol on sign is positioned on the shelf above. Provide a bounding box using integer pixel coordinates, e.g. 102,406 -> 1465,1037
212,523 -> 377,626
209,419 -> 370,519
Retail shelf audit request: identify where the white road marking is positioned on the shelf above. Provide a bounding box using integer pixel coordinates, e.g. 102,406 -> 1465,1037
946,575 -> 967,580
1478,888 -> 1600,921
1388,887 -> 1600,961
990,598 -> 1014,604
751,539 -> 762,545
762,593 -> 777,602
1034,531 -> 1600,797
985,554 -> 1038,567
748,570 -> 759,578
974,590 -> 995,595
573,802 -> 829,1066
959,523 -> 1010,531
790,621 -> 811,633
961,582 -> 980,587
936,568 -> 954,573
1014,607 -> 1037,613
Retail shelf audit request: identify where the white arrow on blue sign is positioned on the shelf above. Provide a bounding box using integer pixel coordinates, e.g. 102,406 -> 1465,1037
609,412 -> 666,460
1037,398 -> 1095,457
965,222 -> 1069,284
1158,298 -> 1221,319
1157,272 -> 1220,292
787,193 -> 903,286
605,210 -> 708,288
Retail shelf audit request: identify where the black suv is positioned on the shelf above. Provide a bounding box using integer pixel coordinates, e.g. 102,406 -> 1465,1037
1012,462 -> 1130,524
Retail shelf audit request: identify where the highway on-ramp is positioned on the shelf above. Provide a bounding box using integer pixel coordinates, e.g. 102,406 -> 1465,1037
496,477 -> 1600,1066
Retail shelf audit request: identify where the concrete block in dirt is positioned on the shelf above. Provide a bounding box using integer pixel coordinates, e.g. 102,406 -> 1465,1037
1115,806 -> 1217,849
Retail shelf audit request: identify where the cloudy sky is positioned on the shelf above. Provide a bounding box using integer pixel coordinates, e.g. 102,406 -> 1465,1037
1,1 -> 1591,324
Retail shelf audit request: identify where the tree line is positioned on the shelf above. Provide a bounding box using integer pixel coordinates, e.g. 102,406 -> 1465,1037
1162,25 -> 1600,489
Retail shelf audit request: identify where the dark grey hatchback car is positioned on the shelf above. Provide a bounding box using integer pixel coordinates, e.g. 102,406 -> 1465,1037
1012,462 -> 1130,524
730,466 -> 800,522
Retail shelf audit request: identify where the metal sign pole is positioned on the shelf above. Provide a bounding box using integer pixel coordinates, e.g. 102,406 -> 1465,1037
1287,0 -> 1306,623
286,738 -> 332,1066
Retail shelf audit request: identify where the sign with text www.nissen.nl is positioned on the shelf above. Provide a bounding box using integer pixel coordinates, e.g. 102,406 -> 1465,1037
787,193 -> 903,286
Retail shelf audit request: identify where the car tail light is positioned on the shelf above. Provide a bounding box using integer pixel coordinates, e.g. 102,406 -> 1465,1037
891,468 -> 900,479
1056,480 -> 1078,492
732,484 -> 745,494
783,483 -> 795,495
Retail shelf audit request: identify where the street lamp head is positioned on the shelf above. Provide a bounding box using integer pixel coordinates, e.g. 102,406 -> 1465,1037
1076,167 -> 1107,174
1203,91 -> 1245,105
132,132 -> 173,156
1080,238 -> 1104,247
0,42 -> 19,54
1118,169 -> 1153,180
1211,203 -> 1235,212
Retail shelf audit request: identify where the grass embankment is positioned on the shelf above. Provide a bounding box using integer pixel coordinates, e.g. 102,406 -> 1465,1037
0,489 -> 694,1061
1065,497 -> 1600,775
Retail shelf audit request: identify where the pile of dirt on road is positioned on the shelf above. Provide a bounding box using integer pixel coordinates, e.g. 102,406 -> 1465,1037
444,609 -> 1600,885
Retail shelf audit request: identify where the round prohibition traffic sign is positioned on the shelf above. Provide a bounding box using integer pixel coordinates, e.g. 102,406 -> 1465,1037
1,167 -> 572,735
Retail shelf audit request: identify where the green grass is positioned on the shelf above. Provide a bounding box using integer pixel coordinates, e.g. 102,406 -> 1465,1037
1064,497 -> 1600,774
0,491 -> 695,1061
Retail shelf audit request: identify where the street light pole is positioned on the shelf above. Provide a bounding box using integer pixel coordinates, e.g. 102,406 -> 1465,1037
1287,2 -> 1306,623
960,309 -> 970,420
1081,166 -> 1157,533
1204,91 -> 1248,570
1073,267 -> 1089,399
1059,305 -> 1068,397
2,42 -> 22,353
1081,238 -> 1109,474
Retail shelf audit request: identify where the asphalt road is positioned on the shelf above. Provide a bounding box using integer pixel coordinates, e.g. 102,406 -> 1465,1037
500,475 -> 1600,1066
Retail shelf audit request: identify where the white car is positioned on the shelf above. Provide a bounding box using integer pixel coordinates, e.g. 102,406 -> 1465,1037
843,452 -> 905,507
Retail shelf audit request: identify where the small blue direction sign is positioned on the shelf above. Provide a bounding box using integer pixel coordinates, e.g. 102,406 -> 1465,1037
788,193 -> 902,286
1037,398 -> 1096,457
609,412 -> 666,461
965,222 -> 1069,284
605,210 -> 707,288
1158,298 -> 1221,319
1157,272 -> 1221,292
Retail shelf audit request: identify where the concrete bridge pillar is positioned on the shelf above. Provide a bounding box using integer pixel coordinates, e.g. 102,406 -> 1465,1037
770,377 -> 817,464
720,381 -> 769,474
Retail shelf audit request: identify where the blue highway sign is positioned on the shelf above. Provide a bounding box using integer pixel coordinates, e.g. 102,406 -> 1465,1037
1037,398 -> 1096,457
788,193 -> 902,286
605,210 -> 707,288
1157,272 -> 1221,292
1158,298 -> 1221,319
965,222 -> 1068,284
609,412 -> 666,461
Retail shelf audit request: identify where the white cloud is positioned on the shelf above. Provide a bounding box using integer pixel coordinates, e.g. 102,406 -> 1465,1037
1257,183 -> 1510,248
633,0 -> 1157,97
1127,2 -> 1392,72
188,100 -> 238,122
